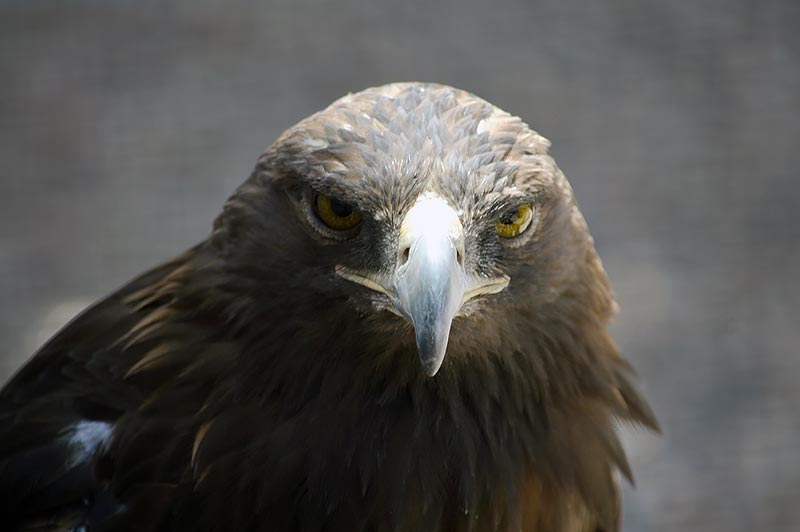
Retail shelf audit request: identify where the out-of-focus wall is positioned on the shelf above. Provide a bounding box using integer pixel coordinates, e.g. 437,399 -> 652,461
1,1 -> 798,530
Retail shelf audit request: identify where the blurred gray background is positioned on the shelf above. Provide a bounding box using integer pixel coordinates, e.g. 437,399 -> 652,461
1,0 -> 798,530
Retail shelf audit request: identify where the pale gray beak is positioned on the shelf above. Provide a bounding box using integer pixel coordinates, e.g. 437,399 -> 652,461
335,195 -> 509,377
393,221 -> 467,376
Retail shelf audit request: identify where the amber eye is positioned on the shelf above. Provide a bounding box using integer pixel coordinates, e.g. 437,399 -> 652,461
314,193 -> 362,230
496,203 -> 533,238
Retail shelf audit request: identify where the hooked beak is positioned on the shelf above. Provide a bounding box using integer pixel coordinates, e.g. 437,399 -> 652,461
336,195 -> 509,376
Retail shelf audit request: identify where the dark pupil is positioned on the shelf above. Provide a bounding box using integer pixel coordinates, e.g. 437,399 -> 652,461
330,198 -> 353,218
500,209 -> 518,225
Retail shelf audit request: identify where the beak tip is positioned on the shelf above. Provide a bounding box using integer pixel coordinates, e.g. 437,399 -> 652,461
421,358 -> 443,377
415,333 -> 448,377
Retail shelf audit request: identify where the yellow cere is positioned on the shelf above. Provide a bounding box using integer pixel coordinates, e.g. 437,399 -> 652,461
315,194 -> 362,230
496,204 -> 533,238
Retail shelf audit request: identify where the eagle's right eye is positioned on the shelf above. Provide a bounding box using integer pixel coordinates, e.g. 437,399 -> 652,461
314,193 -> 362,231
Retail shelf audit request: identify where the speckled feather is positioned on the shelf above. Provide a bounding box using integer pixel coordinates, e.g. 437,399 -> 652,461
0,83 -> 657,532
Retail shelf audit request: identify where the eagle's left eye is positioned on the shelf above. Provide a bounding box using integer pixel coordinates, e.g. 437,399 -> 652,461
315,193 -> 362,231
496,203 -> 533,238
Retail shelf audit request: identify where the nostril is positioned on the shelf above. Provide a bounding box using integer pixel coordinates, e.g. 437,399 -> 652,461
400,246 -> 410,265
456,249 -> 464,266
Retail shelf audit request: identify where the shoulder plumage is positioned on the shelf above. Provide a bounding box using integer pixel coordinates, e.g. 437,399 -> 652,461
0,245 -> 234,530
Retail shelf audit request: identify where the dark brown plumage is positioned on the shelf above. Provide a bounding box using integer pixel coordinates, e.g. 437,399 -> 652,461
0,82 -> 658,532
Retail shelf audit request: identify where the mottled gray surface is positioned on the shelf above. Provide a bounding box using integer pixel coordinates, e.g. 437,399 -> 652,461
0,1 -> 798,530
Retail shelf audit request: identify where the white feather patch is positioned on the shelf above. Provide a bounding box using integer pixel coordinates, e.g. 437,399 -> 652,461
65,420 -> 114,468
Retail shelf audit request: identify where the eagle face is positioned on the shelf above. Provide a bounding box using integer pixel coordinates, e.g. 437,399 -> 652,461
216,82 -> 588,378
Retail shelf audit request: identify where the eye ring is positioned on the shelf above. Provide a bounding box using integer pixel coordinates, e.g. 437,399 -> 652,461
496,203 -> 534,238
314,193 -> 362,231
